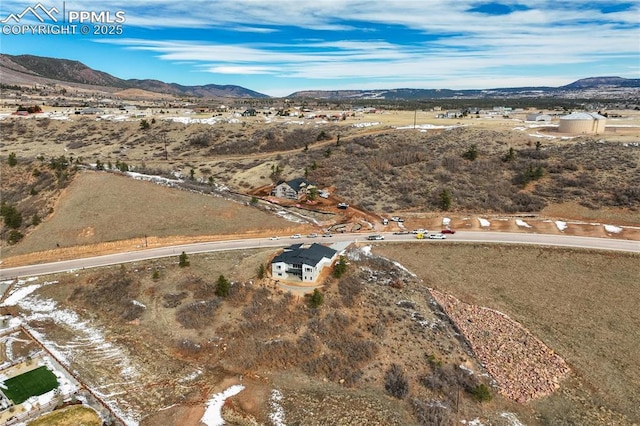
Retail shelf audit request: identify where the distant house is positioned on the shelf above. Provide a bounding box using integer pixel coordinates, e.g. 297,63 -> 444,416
526,113 -> 552,122
271,243 -> 338,282
242,108 -> 257,117
271,178 -> 315,200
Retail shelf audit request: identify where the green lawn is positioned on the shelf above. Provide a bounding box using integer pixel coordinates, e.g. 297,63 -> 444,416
1,366 -> 59,404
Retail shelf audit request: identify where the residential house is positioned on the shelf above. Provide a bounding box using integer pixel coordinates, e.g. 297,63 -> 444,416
242,108 -> 257,117
271,243 -> 338,282
271,178 -> 314,200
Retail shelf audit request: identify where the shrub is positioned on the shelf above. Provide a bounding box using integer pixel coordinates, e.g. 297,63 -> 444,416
307,288 -> 324,309
7,152 -> 17,166
1,202 -> 22,229
333,256 -> 347,278
176,300 -> 220,329
385,364 -> 409,399
178,251 -> 190,267
7,230 -> 23,245
471,383 -> 492,402
462,145 -> 478,161
215,274 -> 230,297
439,189 -> 452,211
338,275 -> 364,307
162,291 -> 188,308
411,399 -> 453,426
257,263 -> 266,279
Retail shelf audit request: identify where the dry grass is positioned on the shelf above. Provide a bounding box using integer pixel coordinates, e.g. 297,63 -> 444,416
2,171 -> 307,257
375,242 -> 640,424
27,405 -> 102,426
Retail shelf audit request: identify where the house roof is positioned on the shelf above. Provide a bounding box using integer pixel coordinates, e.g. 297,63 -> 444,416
282,177 -> 313,192
272,243 -> 337,266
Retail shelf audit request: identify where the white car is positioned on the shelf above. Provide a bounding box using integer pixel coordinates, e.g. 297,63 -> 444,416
412,228 -> 427,234
269,236 -> 280,240
291,234 -> 302,239
308,233 -> 318,238
428,233 -> 446,240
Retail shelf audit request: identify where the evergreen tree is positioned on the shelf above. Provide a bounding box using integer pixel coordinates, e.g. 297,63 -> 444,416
216,274 -> 230,297
178,251 -> 190,267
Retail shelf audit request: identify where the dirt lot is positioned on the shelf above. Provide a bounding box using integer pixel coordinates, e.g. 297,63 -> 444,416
376,242 -> 640,424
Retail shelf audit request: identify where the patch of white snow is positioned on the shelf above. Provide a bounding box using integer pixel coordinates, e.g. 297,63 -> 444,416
201,385 -> 245,426
604,224 -> 623,234
478,218 -> 490,227
515,219 -> 531,228
555,221 -> 567,231
269,389 -> 286,426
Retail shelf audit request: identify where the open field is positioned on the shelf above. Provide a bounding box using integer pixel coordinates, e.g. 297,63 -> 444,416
1,171 -> 313,258
2,366 -> 59,405
26,405 -> 101,426
375,243 -> 640,424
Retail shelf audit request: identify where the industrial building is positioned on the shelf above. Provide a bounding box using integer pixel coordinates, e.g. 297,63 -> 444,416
558,112 -> 606,134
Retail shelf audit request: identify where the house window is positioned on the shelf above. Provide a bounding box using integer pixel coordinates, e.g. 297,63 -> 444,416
277,272 -> 282,276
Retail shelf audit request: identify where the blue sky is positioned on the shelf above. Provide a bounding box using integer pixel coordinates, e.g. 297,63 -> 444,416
1,0 -> 638,97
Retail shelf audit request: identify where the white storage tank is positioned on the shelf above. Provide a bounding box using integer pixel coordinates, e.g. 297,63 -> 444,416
558,112 -> 606,134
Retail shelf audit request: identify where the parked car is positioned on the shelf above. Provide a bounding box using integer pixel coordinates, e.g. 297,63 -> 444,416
441,229 -> 456,234
308,233 -> 318,238
367,235 -> 384,240
382,218 -> 389,225
428,233 -> 446,240
291,234 -> 302,239
337,203 -> 349,209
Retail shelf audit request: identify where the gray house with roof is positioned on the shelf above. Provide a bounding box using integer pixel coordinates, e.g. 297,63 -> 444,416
271,243 -> 338,282
271,178 -> 315,200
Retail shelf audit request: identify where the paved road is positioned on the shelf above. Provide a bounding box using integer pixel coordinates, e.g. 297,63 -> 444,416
1,231 -> 638,280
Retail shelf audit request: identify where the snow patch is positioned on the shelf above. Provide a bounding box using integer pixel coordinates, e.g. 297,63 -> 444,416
501,412 -> 525,426
201,385 -> 245,426
2,284 -> 42,306
132,300 -> 146,308
555,221 -> 567,231
461,419 -> 485,426
604,224 -> 623,234
442,217 -> 451,226
352,121 -> 380,128
269,389 -> 286,426
515,219 -> 531,228
478,218 -> 491,227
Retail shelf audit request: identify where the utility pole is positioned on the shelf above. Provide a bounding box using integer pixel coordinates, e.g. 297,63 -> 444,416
413,109 -> 417,129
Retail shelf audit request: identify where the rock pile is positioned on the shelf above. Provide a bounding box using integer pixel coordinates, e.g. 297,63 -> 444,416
431,289 -> 570,403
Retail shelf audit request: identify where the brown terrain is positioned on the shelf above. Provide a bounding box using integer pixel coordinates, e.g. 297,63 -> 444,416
0,95 -> 639,424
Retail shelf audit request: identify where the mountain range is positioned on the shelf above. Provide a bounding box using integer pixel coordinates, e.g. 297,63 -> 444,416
1,53 -> 638,100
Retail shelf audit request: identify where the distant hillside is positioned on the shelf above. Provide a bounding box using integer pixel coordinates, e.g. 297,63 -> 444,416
0,54 -> 269,98
288,77 -> 640,100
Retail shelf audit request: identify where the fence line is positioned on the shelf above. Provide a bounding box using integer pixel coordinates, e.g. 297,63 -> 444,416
18,326 -> 127,426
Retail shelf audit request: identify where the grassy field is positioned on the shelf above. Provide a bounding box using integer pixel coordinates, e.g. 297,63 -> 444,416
27,405 -> 101,426
375,242 -> 640,424
2,171 -> 312,258
2,366 -> 59,404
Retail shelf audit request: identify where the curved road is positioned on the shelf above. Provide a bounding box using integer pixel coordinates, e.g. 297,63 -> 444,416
1,231 -> 638,280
